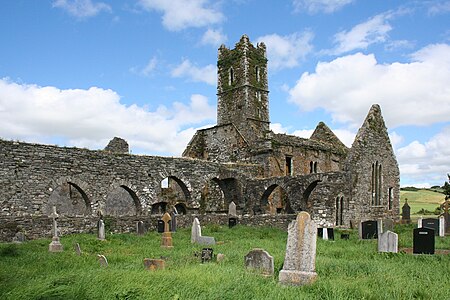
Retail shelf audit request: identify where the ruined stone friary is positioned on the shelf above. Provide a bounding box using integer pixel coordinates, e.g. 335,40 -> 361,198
0,35 -> 400,240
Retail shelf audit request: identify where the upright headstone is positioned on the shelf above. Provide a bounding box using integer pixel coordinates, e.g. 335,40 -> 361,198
157,220 -> 165,233
359,220 -> 378,239
170,211 -> 177,232
97,219 -> 106,241
279,212 -> 317,286
377,218 -> 383,235
48,206 -> 63,252
136,221 -> 145,236
418,216 -> 423,228
74,243 -> 82,256
318,228 -> 333,240
401,200 -> 411,224
228,217 -> 237,228
161,213 -> 173,248
422,218 -> 439,236
143,258 -> 165,270
98,254 -> 108,267
244,248 -> 274,276
378,231 -> 398,253
191,218 -> 215,245
441,200 -> 450,234
228,201 -> 237,217
413,227 -> 435,254
439,215 -> 445,237
201,248 -> 214,263
327,228 -> 335,240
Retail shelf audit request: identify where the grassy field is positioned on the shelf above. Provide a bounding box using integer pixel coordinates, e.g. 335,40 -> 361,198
1,225 -> 449,300
400,189 -> 445,218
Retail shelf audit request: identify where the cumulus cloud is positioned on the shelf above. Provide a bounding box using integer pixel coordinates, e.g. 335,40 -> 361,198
201,28 -> 227,46
52,0 -> 111,18
397,126 -> 450,187
130,56 -> 158,77
0,79 -> 215,155
428,1 -> 450,16
256,31 -> 314,70
288,43 -> 450,129
138,0 -> 224,31
171,59 -> 216,85
293,0 -> 354,14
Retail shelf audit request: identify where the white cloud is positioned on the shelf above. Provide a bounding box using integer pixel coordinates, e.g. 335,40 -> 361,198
288,43 -> 450,129
171,59 -> 216,85
52,0 -> 111,18
130,56 -> 158,77
138,0 -> 224,31
331,13 -> 392,55
397,126 -> 450,187
428,1 -> 450,16
0,79 -> 215,155
293,0 -> 354,14
256,31 -> 314,70
201,28 -> 227,46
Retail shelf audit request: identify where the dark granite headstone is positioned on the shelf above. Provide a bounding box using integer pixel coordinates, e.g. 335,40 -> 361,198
340,233 -> 350,240
361,220 -> 378,239
201,248 -> 214,263
157,220 -> 165,233
413,227 -> 435,254
228,217 -> 237,228
422,218 -> 439,236
317,228 -> 323,238
401,200 -> 411,223
327,228 -> 335,240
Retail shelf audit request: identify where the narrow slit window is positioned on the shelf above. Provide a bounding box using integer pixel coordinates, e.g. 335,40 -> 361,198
228,67 -> 234,85
285,156 -> 292,176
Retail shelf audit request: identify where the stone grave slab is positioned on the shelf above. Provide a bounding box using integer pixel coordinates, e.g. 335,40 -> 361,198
136,221 -> 145,236
228,201 -> 237,216
157,220 -> 165,233
360,220 -> 378,239
244,248 -> 274,276
378,231 -> 398,253
228,217 -> 237,228
98,254 -> 108,267
422,218 -> 439,236
74,243 -> 82,256
413,227 -> 435,254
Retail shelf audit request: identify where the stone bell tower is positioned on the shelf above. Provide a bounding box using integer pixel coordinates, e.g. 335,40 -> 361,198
216,35 -> 270,140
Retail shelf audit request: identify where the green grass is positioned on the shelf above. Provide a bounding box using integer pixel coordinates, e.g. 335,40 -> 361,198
1,225 -> 449,300
400,189 -> 445,218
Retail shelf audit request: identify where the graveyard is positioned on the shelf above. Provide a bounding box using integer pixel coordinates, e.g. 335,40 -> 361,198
1,222 -> 449,300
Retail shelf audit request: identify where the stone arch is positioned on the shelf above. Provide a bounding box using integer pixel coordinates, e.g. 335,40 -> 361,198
47,177 -> 92,216
200,177 -> 244,214
260,184 -> 294,214
158,175 -> 192,209
151,202 -> 168,215
175,202 -> 187,215
105,184 -> 142,216
302,179 -> 321,211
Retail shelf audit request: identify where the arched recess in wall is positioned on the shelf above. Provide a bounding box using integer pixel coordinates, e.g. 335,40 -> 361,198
156,176 -> 191,214
200,177 -> 243,214
301,180 -> 321,211
260,184 -> 294,215
47,181 -> 91,216
105,185 -> 142,216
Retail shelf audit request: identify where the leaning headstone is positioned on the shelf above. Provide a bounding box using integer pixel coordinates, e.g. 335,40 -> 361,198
401,200 -> 411,224
359,220 -> 378,239
48,206 -> 63,252
422,218 -> 439,236
74,243 -> 82,256
98,254 -> 108,267
244,248 -> 274,276
228,201 -> 237,217
191,218 -> 215,245
378,231 -> 398,253
439,215 -> 445,237
201,248 -> 214,263
12,232 -> 25,244
413,227 -> 435,254
161,213 -> 173,248
279,212 -> 317,286
97,219 -> 106,241
143,258 -> 165,270
136,221 -> 145,236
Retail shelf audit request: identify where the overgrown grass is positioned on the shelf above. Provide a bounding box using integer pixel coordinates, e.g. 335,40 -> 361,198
400,189 -> 445,218
1,225 -> 449,300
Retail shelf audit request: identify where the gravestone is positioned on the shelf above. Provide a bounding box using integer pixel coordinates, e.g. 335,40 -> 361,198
418,216 -> 423,228
136,221 -> 145,236
378,231 -> 398,253
228,217 -> 237,228
422,218 -> 439,236
48,206 -> 63,252
279,212 -> 317,286
191,218 -> 215,245
439,215 -> 445,237
441,200 -> 450,234
413,227 -> 435,254
360,220 -> 378,239
340,233 -> 350,240
170,211 -> 177,232
317,228 -> 334,240
201,248 -> 214,263
228,201 -> 237,217
327,228 -> 335,240
12,232 -> 25,243
161,213 -> 173,248
74,243 -> 82,256
244,248 -> 274,276
98,254 -> 108,267
216,253 -> 225,262
401,200 -> 411,224
143,258 -> 165,270
157,220 -> 165,233
97,219 -> 106,241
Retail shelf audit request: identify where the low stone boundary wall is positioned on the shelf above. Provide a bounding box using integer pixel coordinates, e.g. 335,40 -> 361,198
0,214 -> 298,241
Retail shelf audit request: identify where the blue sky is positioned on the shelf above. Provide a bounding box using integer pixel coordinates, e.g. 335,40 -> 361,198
0,0 -> 449,188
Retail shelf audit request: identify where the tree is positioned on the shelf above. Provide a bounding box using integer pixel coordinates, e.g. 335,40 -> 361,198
443,174 -> 450,200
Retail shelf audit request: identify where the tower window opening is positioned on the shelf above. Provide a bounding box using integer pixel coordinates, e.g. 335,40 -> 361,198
256,66 -> 260,82
228,67 -> 234,86
285,156 -> 293,176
